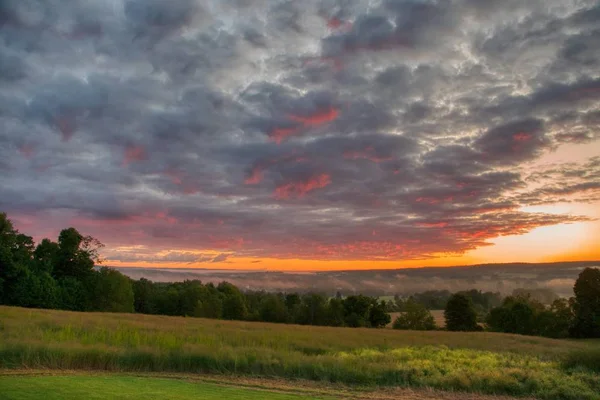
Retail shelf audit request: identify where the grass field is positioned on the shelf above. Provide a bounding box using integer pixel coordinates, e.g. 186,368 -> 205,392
0,374 -> 328,400
1,306 -> 599,400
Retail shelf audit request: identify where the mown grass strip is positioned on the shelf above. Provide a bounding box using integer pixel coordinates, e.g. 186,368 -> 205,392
0,375 -> 330,400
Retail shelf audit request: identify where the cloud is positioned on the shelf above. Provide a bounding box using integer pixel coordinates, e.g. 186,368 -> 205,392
0,0 -> 598,262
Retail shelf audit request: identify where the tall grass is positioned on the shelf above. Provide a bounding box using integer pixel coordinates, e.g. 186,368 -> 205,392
1,306 -> 599,400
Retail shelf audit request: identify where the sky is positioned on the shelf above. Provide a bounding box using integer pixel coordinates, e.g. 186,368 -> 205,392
0,0 -> 599,271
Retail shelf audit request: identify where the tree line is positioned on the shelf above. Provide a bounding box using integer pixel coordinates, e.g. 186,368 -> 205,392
1,212 -> 599,337
390,269 -> 600,338
0,213 -> 390,328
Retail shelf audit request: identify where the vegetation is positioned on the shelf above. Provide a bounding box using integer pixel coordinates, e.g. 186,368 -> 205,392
391,299 -> 436,330
486,296 -> 573,338
570,267 -> 600,338
388,290 -> 502,316
1,306 -> 600,400
0,374 -> 327,400
444,293 -> 480,332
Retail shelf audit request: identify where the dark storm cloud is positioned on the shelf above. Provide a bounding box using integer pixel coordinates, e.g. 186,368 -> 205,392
474,119 -> 550,164
0,0 -> 598,263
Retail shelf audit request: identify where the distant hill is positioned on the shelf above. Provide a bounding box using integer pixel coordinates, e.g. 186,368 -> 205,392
115,261 -> 600,297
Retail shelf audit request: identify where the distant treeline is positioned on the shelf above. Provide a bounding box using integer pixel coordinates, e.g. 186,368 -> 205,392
1,212 -> 599,337
133,279 -> 390,327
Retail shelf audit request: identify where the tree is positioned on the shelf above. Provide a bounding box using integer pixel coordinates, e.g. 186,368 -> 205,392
33,239 -> 60,274
570,268 -> 600,338
486,296 -> 538,335
444,293 -> 479,331
0,213 -> 37,305
88,267 -> 134,313
194,284 -> 223,319
58,277 -> 87,311
392,299 -> 436,330
218,282 -> 247,320
54,228 -> 104,280
298,293 -> 329,325
133,278 -> 156,314
327,297 -> 345,326
537,298 -> 573,338
368,300 -> 391,328
258,294 -> 287,323
8,268 -> 59,309
342,295 -> 373,327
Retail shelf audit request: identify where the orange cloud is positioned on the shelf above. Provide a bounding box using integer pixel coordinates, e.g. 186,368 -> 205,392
269,107 -> 340,143
288,106 -> 339,126
274,173 -> 331,199
269,127 -> 301,144
513,132 -> 533,142
244,165 -> 264,184
326,17 -> 352,31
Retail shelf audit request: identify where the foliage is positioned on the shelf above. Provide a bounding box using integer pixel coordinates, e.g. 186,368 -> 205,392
570,267 -> 600,338
89,267 -> 134,313
392,299 -> 436,330
487,295 -> 574,338
444,293 -> 480,331
0,212 -> 130,314
392,289 -> 501,315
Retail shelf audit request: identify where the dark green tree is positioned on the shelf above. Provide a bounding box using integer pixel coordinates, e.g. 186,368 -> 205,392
298,293 -> 329,325
327,297 -> 345,326
58,277 -> 87,311
444,293 -> 479,331
133,278 -> 156,314
486,296 -> 538,335
537,298 -> 573,338
258,294 -> 287,323
392,299 -> 436,330
88,267 -> 134,313
368,300 -> 391,328
570,268 -> 600,338
342,295 -> 373,327
54,228 -> 103,280
33,239 -> 60,274
194,284 -> 223,319
218,282 -> 247,320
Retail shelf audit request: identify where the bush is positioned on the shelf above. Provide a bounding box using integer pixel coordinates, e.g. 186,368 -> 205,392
392,300 -> 436,331
562,348 -> 600,372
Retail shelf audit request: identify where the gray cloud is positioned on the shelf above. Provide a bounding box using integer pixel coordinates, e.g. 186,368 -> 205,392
0,0 -> 598,262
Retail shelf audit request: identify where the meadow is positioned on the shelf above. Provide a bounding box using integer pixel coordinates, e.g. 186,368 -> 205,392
1,306 -> 599,400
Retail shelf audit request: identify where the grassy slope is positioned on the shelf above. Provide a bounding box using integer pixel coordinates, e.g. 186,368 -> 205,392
1,306 -> 599,400
0,375 -> 327,400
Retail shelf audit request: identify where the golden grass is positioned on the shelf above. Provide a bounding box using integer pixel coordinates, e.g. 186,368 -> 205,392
1,306 -> 599,400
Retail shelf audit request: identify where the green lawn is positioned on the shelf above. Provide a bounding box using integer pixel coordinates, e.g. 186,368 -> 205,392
0,375 -> 328,400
